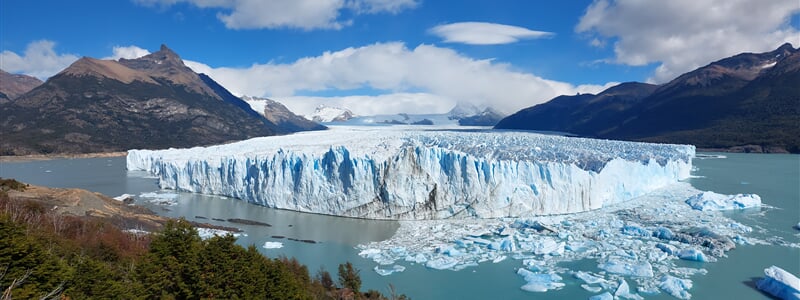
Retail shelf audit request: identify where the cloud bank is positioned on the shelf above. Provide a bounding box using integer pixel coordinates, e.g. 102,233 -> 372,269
577,0 -> 800,82
0,40 -> 79,80
185,42 -> 613,115
429,22 -> 554,45
134,0 -> 418,30
103,45 -> 151,60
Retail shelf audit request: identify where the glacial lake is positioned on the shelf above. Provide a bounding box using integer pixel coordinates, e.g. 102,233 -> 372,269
1,152 -> 797,299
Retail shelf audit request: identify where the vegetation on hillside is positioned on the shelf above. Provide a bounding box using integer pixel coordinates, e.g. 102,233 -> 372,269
0,178 -> 407,299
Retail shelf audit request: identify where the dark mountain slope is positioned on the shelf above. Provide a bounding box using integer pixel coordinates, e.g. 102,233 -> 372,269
495,82 -> 658,134
496,43 -> 800,153
0,45 -> 280,155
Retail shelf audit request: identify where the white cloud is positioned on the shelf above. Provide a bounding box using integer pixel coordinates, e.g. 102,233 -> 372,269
186,42 -> 613,115
0,40 -> 80,80
278,93 -> 455,116
104,45 -> 151,60
134,0 -> 417,30
430,22 -> 554,45
347,0 -> 419,14
576,0 -> 800,82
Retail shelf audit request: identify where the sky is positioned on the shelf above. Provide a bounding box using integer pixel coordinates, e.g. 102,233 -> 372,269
1,0 -> 799,116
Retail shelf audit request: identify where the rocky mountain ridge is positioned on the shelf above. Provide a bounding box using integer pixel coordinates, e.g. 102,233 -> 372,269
496,43 -> 800,153
0,45 -> 314,155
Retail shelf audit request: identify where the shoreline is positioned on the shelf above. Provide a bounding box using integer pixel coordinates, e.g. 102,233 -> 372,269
0,151 -> 128,162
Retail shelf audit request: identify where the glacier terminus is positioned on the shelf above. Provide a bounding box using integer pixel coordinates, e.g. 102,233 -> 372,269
127,126 -> 694,220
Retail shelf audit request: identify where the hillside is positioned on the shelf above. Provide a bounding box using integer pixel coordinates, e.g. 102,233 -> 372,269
496,43 -> 800,153
0,69 -> 42,102
0,178 -> 404,299
0,45 -> 295,155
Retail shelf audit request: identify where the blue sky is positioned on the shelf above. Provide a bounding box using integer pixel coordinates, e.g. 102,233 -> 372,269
2,0 -> 798,115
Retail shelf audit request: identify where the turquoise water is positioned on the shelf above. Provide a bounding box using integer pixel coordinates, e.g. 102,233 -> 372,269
1,153 -> 797,299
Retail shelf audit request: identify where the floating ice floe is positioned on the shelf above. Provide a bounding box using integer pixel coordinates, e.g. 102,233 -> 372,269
589,292 -> 613,300
196,228 -> 245,240
374,265 -> 406,276
614,279 -> 643,300
684,191 -> 761,211
756,266 -> 800,300
139,191 -> 180,206
357,183 -> 776,299
262,241 -> 284,249
516,268 -> 564,292
658,275 -> 693,299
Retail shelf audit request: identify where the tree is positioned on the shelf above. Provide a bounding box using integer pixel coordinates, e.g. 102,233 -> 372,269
136,218 -> 201,299
0,214 -> 69,299
338,262 -> 362,293
317,267 -> 334,290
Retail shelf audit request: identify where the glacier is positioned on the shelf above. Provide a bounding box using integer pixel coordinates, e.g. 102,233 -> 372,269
127,127 -> 693,220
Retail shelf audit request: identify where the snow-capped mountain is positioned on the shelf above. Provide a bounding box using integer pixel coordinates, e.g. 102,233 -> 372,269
308,105 -> 356,122
242,96 -> 326,132
447,103 -> 505,126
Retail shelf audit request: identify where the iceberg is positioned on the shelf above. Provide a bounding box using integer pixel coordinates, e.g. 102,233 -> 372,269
374,265 -> 406,276
614,279 -> 644,300
598,259 -> 654,278
658,275 -> 692,299
756,266 -> 800,300
684,191 -> 761,211
529,237 -> 565,256
196,228 -> 244,240
127,127 -> 693,220
676,248 -> 713,262
574,271 -> 606,285
262,241 -> 283,249
425,257 -> 460,270
589,292 -> 614,300
516,268 -> 564,292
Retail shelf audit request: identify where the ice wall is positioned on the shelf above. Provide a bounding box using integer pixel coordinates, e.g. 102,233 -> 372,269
127,127 -> 694,220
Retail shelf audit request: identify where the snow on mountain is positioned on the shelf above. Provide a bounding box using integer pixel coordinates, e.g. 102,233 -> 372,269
308,105 -> 355,122
127,127 -> 693,220
241,95 -> 326,132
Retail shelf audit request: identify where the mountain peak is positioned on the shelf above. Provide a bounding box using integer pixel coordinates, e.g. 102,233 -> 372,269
0,69 -> 43,101
775,42 -> 796,53
59,57 -> 157,84
118,45 -> 219,98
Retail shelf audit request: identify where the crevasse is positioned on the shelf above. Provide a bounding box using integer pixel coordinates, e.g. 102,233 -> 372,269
127,128 -> 694,220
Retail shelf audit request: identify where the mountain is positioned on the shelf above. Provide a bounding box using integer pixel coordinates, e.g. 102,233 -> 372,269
448,103 -> 506,126
456,108 -> 506,126
496,43 -> 800,153
308,105 -> 356,122
0,69 -> 42,102
242,96 -> 327,132
0,45 -> 284,155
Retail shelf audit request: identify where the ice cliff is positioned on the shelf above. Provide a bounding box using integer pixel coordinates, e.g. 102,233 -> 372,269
127,127 -> 694,220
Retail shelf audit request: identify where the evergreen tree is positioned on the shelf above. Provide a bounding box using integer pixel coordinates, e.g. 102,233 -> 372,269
136,218 -> 201,298
338,262 -> 362,293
